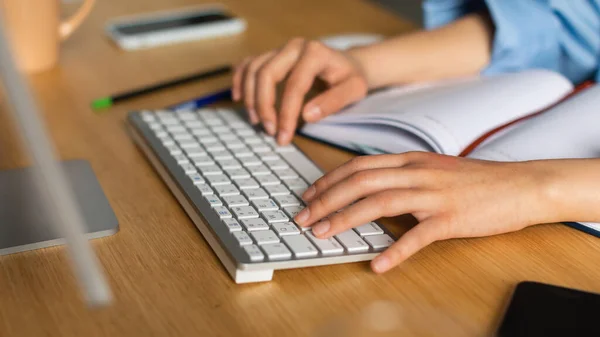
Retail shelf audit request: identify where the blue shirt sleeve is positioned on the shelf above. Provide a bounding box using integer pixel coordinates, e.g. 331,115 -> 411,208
422,0 -> 600,84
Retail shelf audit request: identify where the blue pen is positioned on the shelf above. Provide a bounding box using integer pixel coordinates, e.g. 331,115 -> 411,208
169,88 -> 232,111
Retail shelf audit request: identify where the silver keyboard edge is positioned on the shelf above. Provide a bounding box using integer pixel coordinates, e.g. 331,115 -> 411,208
126,110 -> 395,280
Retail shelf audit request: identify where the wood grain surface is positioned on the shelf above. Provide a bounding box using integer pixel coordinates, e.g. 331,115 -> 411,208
1,1 -> 599,336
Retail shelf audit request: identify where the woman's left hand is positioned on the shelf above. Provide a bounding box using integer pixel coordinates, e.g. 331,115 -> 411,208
294,152 -> 559,273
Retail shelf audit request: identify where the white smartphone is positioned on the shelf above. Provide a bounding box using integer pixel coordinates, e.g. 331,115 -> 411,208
105,5 -> 246,50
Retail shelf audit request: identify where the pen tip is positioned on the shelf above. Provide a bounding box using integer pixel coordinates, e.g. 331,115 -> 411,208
91,97 -> 113,110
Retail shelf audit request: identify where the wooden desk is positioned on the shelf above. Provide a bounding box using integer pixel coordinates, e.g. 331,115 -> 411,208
1,0 -> 599,336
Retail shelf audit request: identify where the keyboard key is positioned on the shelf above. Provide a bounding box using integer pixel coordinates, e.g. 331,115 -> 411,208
222,195 -> 249,207
214,185 -> 240,196
225,168 -> 250,179
238,151 -> 257,160
235,129 -> 256,137
261,210 -> 288,224
251,199 -> 279,212
225,140 -> 245,149
292,188 -> 307,199
196,185 -> 214,196
210,150 -> 233,160
243,188 -> 269,200
272,222 -> 301,237
266,160 -> 289,170
187,173 -> 205,185
173,154 -> 190,165
354,222 -> 384,236
364,234 -> 395,251
240,155 -> 261,166
274,195 -> 302,207
283,178 -> 308,190
206,143 -> 227,152
198,136 -> 219,145
256,175 -> 280,186
160,136 -> 175,147
273,145 -> 296,153
234,178 -> 259,190
241,218 -> 269,231
222,218 -> 243,233
191,128 -> 212,137
179,139 -> 201,149
260,243 -> 292,261
335,230 -> 369,253
233,231 -> 253,246
305,231 -> 344,256
210,126 -> 230,133
183,120 -> 204,128
198,165 -> 222,175
184,147 -> 208,158
172,132 -> 193,141
283,206 -> 303,219
219,159 -> 242,170
192,157 -> 215,166
265,184 -> 290,197
243,245 -> 264,261
165,145 -> 182,155
282,235 -> 318,258
250,230 -> 280,245
205,195 -> 222,207
232,206 -> 259,219
247,165 -> 270,176
213,206 -> 232,219
259,151 -> 280,162
206,174 -> 231,186
177,111 -> 197,120
218,133 -> 239,142
180,163 -> 197,174
243,136 -> 263,144
251,144 -> 271,153
275,169 -> 299,180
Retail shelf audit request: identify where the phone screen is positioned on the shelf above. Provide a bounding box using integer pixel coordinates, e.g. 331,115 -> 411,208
116,12 -> 233,36
497,281 -> 600,337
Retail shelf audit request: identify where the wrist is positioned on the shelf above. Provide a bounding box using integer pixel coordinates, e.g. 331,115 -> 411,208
530,159 -> 600,224
346,46 -> 380,90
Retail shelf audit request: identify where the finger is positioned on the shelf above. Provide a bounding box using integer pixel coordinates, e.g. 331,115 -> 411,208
302,75 -> 367,123
242,51 -> 276,127
255,39 -> 304,139
278,41 -> 330,144
371,218 -> 443,273
295,168 -> 432,227
303,152 -> 432,202
306,189 -> 438,238
232,57 -> 251,101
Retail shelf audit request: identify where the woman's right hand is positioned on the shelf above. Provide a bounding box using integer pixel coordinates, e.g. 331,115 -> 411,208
232,38 -> 369,145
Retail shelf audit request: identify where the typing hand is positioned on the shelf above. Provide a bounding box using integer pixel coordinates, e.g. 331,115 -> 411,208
294,152 -> 556,273
232,38 -> 368,145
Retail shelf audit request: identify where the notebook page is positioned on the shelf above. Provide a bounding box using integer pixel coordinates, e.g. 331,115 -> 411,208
301,70 -> 573,155
468,85 -> 600,161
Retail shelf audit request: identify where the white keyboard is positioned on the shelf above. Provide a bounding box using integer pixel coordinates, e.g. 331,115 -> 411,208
127,108 -> 395,283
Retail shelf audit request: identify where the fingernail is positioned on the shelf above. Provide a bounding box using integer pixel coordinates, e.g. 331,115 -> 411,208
302,186 -> 316,201
294,208 -> 310,225
248,109 -> 258,124
312,220 -> 330,236
372,256 -> 391,273
304,106 -> 322,120
278,131 -> 290,144
263,121 -> 276,135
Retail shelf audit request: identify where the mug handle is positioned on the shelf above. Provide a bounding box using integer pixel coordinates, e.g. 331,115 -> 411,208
59,0 -> 96,40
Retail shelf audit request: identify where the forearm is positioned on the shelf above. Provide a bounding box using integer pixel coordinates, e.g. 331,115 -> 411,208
348,13 -> 494,89
536,159 -> 600,224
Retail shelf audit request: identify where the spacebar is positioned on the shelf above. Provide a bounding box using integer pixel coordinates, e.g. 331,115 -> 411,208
279,149 -> 323,184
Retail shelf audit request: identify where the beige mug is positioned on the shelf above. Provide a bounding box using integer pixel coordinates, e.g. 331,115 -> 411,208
0,0 -> 96,73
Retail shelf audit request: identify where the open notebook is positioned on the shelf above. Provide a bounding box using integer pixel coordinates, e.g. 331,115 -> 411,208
299,70 -> 600,237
